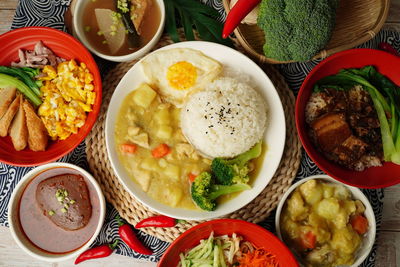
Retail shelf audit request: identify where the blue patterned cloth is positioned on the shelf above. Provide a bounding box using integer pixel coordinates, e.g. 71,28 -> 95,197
2,0 -> 399,264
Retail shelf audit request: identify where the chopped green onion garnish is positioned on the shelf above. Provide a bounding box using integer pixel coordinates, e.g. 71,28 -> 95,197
61,208 -> 67,213
48,210 -> 55,216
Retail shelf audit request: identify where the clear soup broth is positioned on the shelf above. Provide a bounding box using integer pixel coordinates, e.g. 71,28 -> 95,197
81,0 -> 161,56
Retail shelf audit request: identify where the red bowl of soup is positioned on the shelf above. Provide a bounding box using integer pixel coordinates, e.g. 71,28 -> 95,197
158,219 -> 298,267
296,48 -> 400,188
0,27 -> 102,166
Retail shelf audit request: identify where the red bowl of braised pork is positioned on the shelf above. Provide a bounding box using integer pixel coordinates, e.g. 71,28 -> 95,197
296,48 -> 400,188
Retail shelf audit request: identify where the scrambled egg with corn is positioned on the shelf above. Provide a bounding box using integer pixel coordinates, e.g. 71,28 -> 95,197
38,60 -> 96,140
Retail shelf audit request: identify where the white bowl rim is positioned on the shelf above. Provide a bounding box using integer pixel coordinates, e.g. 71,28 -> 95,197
274,174 -> 376,267
72,0 -> 166,62
105,40 -> 286,220
8,162 -> 106,262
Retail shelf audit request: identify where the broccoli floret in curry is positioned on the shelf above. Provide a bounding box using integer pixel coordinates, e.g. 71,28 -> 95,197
191,172 -> 251,211
211,142 -> 262,186
257,0 -> 339,61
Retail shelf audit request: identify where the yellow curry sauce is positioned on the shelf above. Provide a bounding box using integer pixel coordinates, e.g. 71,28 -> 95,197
115,84 -> 211,209
281,179 -> 368,267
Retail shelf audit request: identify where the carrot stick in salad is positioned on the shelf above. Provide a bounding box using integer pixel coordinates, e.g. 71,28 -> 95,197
237,247 -> 279,267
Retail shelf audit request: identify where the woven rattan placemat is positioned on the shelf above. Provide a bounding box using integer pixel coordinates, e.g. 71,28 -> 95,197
85,35 -> 302,242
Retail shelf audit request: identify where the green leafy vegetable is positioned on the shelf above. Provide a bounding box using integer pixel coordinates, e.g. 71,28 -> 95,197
313,66 -> 400,164
19,67 -> 40,78
0,66 -> 41,96
0,73 -> 42,106
164,0 -> 233,46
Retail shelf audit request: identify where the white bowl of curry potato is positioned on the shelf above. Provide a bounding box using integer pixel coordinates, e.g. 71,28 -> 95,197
275,175 -> 376,267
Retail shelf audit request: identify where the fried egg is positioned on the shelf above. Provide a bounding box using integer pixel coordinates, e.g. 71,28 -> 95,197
141,48 -> 222,107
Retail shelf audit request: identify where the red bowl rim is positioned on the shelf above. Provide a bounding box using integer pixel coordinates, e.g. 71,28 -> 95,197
158,218 -> 299,266
0,26 -> 102,167
295,48 -> 400,189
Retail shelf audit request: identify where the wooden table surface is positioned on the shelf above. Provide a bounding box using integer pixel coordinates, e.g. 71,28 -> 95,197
1,1 -> 400,266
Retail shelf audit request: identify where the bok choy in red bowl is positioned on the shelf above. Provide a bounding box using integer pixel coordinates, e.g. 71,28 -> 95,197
296,48 -> 400,188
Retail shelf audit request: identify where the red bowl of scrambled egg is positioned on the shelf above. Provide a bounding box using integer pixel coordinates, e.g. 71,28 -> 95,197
0,27 -> 102,166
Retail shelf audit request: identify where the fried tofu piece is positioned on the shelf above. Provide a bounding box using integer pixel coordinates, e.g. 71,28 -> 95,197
312,113 -> 352,153
130,0 -> 151,34
23,100 -> 48,151
9,96 -> 28,151
0,95 -> 20,137
0,87 -> 17,120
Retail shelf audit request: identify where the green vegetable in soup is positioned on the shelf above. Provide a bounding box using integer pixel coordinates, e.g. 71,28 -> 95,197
115,0 -> 139,47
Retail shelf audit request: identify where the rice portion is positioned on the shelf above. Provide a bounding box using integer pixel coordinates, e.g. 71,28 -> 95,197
305,92 -> 329,124
180,77 -> 267,158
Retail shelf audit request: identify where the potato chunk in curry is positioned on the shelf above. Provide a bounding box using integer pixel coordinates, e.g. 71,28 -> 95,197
115,84 -> 210,209
281,179 -> 368,267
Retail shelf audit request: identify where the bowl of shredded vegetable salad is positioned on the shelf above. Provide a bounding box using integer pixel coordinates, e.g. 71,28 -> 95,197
158,219 -> 298,267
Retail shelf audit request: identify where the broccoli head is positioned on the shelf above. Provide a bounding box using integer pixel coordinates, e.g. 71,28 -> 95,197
257,0 -> 339,61
191,172 -> 251,211
211,142 -> 262,186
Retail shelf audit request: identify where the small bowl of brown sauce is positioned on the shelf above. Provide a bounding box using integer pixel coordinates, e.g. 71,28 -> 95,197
72,0 -> 165,62
8,163 -> 106,262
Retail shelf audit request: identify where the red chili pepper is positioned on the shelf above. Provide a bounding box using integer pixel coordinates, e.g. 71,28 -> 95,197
135,215 -> 186,228
116,215 -> 153,255
74,240 -> 118,264
378,42 -> 400,57
222,0 -> 261,39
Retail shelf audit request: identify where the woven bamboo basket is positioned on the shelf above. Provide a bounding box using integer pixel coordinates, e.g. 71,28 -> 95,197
223,0 -> 390,64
